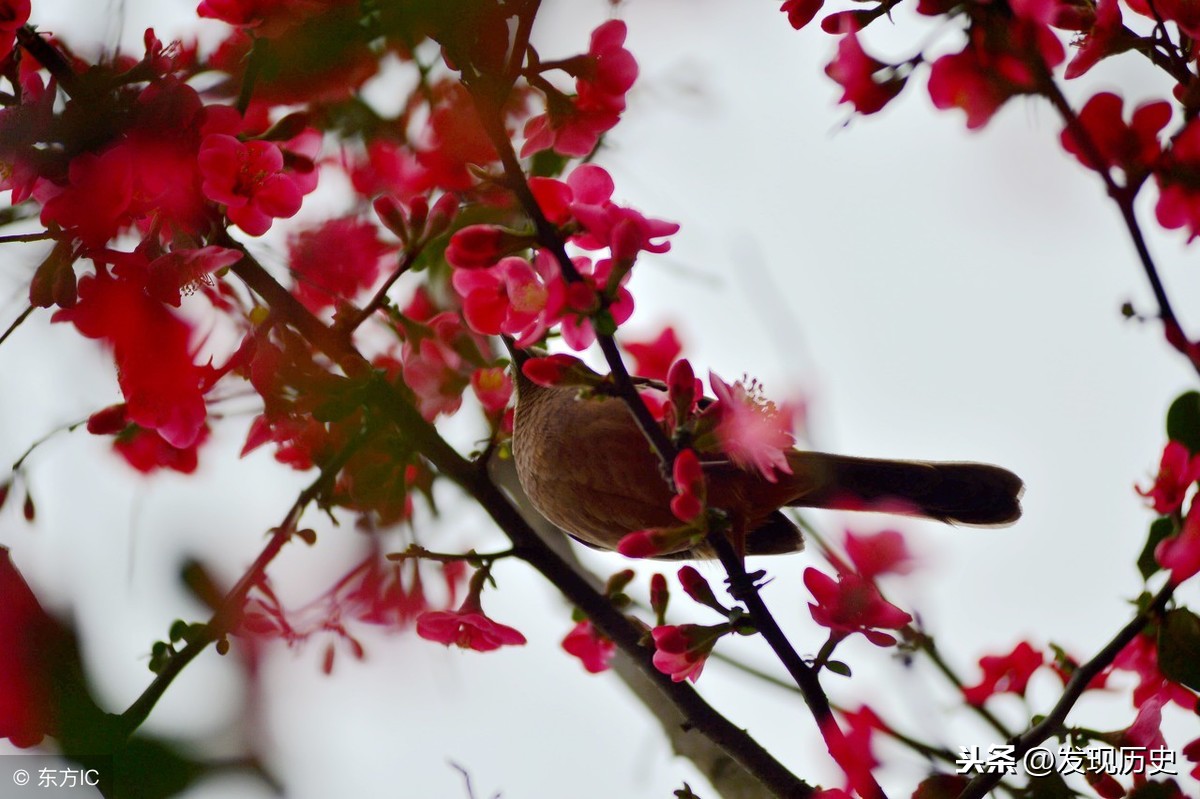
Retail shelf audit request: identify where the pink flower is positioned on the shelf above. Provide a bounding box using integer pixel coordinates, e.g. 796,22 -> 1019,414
452,255 -> 553,345
470,366 -> 513,416
562,164 -> 680,264
844,529 -> 914,579
824,25 -> 906,115
961,641 -> 1045,706
561,620 -> 616,673
781,0 -> 825,30
804,567 -> 912,646
650,624 -> 723,683
521,21 -> 637,158
1155,501 -> 1200,584
1061,93 -> 1171,176
623,326 -> 683,381
347,557 -> 428,628
198,133 -> 307,235
394,312 -> 474,421
709,372 -> 794,482
416,599 -> 526,652
289,217 -> 389,311
1120,696 -> 1167,751
1139,441 -> 1200,515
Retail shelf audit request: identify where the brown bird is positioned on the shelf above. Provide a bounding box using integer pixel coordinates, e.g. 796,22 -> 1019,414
510,353 -> 1023,559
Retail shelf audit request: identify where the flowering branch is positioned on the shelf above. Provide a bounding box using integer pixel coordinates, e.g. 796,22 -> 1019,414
220,244 -> 814,798
957,580 -> 1176,799
117,430 -> 365,737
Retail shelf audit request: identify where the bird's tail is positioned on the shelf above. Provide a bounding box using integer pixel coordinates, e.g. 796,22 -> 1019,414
785,452 -> 1024,526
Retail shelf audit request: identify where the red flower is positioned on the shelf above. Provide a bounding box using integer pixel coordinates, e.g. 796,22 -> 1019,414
709,372 -> 794,482
289,217 -> 389,311
961,641 -> 1045,706
1126,0 -> 1200,38
650,624 -> 724,683
54,271 -> 208,449
1065,0 -> 1124,78
1183,736 -> 1200,781
616,526 -> 703,559
825,707 -> 886,798
1061,93 -> 1171,176
198,133 -> 309,235
39,146 -> 136,249
561,620 -> 617,673
624,326 -> 683,381
445,224 -> 525,270
1119,695 -> 1167,751
927,21 -> 1063,130
561,164 -> 680,264
677,566 -> 723,612
1112,632 -> 1197,708
844,529 -> 914,578
1155,118 -> 1200,241
825,25 -> 906,115
670,449 -> 707,522
1138,441 -> 1200,515
804,567 -> 912,646
415,84 -> 499,192
1156,501 -> 1200,584
416,601 -> 526,653
0,546 -> 58,747
782,0 -> 825,30
114,423 -> 210,474
0,0 -> 30,61
347,558 -> 428,628
521,21 -> 637,158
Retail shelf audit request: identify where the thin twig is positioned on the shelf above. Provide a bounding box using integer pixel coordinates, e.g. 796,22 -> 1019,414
219,242 -> 813,798
1041,76 -> 1199,377
956,581 -> 1174,799
466,76 -> 879,799
0,304 -> 35,352
117,435 -> 363,737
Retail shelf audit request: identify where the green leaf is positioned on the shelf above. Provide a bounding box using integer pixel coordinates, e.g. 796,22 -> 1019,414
1157,608 -> 1200,692
1138,517 -> 1176,580
1166,391 -> 1200,454
824,659 -> 852,677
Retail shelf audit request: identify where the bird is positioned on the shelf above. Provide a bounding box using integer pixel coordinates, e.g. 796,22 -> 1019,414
508,349 -> 1023,559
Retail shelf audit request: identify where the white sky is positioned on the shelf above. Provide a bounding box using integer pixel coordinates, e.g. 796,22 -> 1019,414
2,1 -> 1199,797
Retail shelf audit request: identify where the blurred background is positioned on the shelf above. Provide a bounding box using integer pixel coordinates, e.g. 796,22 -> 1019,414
1,0 -> 1198,796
